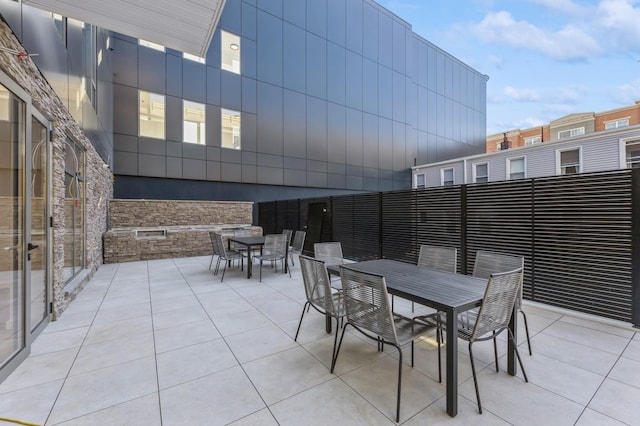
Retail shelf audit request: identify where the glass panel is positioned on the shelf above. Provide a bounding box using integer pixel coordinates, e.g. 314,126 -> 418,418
30,118 -> 48,331
183,100 -> 206,144
221,31 -> 241,74
139,91 -> 165,139
0,84 -> 26,365
510,158 -> 524,173
221,109 -> 241,150
560,149 -> 579,164
63,139 -> 84,284
626,140 -> 640,168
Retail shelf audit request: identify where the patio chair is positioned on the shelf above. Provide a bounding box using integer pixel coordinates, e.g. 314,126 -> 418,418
332,265 -> 441,423
211,232 -> 245,282
295,255 -> 345,364
314,242 -> 345,287
417,244 -> 457,273
288,230 -> 306,266
472,250 -> 532,355
282,229 -> 293,248
253,234 -> 290,282
457,267 -> 529,414
208,231 -> 218,270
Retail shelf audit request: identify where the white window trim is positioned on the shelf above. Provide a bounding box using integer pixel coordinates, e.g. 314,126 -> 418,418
414,173 -> 426,188
440,167 -> 454,186
506,156 -> 526,180
524,136 -> 542,146
472,162 -> 489,183
620,137 -> 640,169
557,127 -> 585,139
605,117 -> 629,130
555,146 -> 583,175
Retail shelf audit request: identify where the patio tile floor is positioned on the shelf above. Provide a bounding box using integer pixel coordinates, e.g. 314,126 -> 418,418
1,255 -> 639,425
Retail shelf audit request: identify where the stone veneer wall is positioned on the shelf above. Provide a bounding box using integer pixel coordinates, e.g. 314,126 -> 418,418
108,199 -> 253,228
0,22 -> 113,319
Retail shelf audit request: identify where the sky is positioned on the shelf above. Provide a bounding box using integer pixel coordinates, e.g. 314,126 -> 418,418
376,0 -> 640,135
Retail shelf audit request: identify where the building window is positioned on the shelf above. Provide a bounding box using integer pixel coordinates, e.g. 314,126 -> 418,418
557,148 -> 581,175
139,91 -> 165,139
473,163 -> 488,183
64,137 -> 85,284
558,127 -> 585,139
415,173 -> 426,188
221,30 -> 240,74
605,118 -> 629,130
183,53 -> 205,64
139,39 -> 165,52
183,100 -> 205,144
441,168 -> 454,186
626,140 -> 640,168
508,157 -> 526,180
525,136 -> 542,146
221,109 -> 241,149
50,13 -> 67,46
83,24 -> 97,110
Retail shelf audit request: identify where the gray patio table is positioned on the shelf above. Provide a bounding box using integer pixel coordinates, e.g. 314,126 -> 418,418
227,235 -> 265,279
328,259 -> 518,417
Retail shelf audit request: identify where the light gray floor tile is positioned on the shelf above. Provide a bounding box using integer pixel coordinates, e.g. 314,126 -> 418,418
55,393 -> 161,426
304,331 -> 386,375
210,308 -> 273,337
154,319 -> 221,353
0,348 -> 78,393
608,356 -> 640,389
531,333 -> 618,375
559,315 -> 635,339
243,346 -> 333,405
575,408 -> 627,426
0,379 -> 63,426
156,339 -> 238,389
152,305 -> 209,330
589,378 -> 640,425
270,378 -> 393,426
622,337 -> 640,362
227,408 -> 279,426
150,294 -> 200,314
341,354 -> 444,422
544,321 -> 630,355
224,324 -> 298,363
254,298 -> 303,324
160,366 -> 265,426
70,331 -> 155,376
403,395 -> 510,425
30,326 -> 89,355
91,301 -> 151,324
42,310 -> 96,334
83,315 -> 153,346
48,357 -> 158,424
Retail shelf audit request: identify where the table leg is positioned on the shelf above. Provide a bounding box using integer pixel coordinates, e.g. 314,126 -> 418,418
446,308 -> 458,417
246,246 -> 252,279
326,314 -> 332,333
507,303 -> 518,375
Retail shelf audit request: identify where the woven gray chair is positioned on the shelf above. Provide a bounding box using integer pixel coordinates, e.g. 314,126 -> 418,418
208,231 -> 218,270
254,234 -> 290,282
288,230 -> 306,266
417,245 -> 458,272
313,242 -> 344,266
472,250 -> 531,355
211,232 -> 245,282
295,255 -> 345,363
457,267 -> 529,414
282,229 -> 293,249
333,265 -> 441,423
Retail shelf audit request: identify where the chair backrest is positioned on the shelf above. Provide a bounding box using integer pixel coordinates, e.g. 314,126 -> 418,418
314,242 -> 344,266
339,265 -> 398,345
473,250 -> 525,307
212,232 -> 228,258
291,231 -> 306,253
282,229 -> 293,246
209,231 -> 219,255
299,255 -> 339,316
417,245 -> 457,273
470,268 -> 523,340
264,234 -> 287,258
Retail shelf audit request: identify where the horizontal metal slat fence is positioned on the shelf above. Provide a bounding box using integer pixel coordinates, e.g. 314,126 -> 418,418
257,169 -> 638,324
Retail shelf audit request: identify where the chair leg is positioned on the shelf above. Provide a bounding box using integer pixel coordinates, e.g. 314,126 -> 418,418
259,260 -> 263,282
331,323 -> 350,373
294,302 -> 309,341
468,341 -> 483,414
411,340 -> 414,367
220,259 -> 227,282
493,331 -> 499,373
519,309 -> 533,355
214,257 -> 221,275
331,317 -> 341,362
209,254 -> 214,270
396,345 -> 403,423
508,329 -> 529,382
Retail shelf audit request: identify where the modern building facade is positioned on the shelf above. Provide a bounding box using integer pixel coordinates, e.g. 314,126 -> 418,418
112,0 -> 488,201
0,0 -> 487,380
413,124 -> 640,188
487,100 -> 640,152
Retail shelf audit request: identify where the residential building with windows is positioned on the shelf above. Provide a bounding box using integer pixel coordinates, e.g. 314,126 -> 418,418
487,100 -> 640,152
413,124 -> 640,188
0,0 -> 487,380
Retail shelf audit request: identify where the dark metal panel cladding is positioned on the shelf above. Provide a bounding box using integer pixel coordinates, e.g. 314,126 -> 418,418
532,170 -> 633,322
258,202 -> 277,235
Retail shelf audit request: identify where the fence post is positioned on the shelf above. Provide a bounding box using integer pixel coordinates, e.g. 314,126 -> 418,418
632,169 -> 640,327
460,184 -> 467,274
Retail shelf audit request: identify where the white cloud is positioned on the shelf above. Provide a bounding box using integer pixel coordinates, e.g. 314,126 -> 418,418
611,79 -> 640,103
471,11 -> 600,60
595,0 -> 640,51
488,55 -> 504,69
529,0 -> 591,17
503,86 -> 541,102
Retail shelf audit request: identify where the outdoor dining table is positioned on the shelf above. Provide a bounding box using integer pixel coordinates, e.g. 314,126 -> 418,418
227,235 -> 265,279
327,258 -> 519,417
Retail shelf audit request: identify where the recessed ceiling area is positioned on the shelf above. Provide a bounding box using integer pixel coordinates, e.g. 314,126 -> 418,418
23,0 -> 226,57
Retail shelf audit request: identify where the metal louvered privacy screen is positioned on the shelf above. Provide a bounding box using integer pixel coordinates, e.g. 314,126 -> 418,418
258,169 -> 639,325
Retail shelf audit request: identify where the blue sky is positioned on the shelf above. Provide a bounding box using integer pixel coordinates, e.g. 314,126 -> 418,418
377,0 -> 640,135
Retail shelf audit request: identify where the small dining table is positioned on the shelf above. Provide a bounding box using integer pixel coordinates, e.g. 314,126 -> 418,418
227,235 -> 265,279
327,259 -> 518,418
